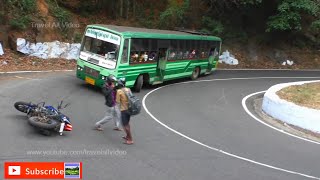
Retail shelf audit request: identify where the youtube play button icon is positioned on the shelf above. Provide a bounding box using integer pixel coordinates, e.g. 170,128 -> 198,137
8,166 -> 21,175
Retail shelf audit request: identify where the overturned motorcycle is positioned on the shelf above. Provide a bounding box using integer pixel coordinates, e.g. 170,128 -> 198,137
14,101 -> 72,136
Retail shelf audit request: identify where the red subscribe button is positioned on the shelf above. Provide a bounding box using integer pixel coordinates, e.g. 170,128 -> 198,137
4,162 -> 82,179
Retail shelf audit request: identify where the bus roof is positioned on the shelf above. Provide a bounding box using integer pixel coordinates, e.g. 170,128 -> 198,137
87,24 -> 221,41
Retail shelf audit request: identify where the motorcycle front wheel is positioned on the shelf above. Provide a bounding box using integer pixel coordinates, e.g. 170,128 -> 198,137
14,101 -> 31,113
28,116 -> 59,130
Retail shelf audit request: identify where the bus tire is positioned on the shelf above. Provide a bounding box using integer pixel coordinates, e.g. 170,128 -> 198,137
191,67 -> 200,80
134,75 -> 143,92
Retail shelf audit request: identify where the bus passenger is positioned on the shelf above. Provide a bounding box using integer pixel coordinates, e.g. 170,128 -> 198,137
169,51 -> 176,59
139,53 -> 144,62
131,52 -> 139,62
189,49 -> 196,58
148,52 -> 156,61
184,51 -> 189,59
143,52 -> 148,61
201,52 -> 205,58
179,51 -> 183,59
97,45 -> 106,56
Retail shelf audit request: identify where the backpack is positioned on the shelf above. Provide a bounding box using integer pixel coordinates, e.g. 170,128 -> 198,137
122,88 -> 141,116
102,85 -> 114,107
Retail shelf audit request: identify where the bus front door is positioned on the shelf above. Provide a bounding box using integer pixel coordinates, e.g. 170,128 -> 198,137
156,48 -> 168,82
207,48 -> 217,73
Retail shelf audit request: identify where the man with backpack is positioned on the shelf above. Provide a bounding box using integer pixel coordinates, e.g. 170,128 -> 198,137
116,78 -> 141,145
95,75 -> 122,131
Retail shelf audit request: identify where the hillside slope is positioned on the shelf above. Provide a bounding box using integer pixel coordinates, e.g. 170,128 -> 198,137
0,0 -> 319,70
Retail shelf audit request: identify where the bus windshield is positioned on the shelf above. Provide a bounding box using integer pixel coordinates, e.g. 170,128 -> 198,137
79,28 -> 121,69
81,36 -> 119,60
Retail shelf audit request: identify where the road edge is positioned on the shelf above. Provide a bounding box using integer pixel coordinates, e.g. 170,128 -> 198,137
0,70 -> 75,75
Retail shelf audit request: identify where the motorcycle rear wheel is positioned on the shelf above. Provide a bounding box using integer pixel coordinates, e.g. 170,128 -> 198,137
28,116 -> 59,130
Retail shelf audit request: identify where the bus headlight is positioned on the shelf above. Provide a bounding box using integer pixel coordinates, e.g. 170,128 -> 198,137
101,75 -> 106,80
77,66 -> 83,71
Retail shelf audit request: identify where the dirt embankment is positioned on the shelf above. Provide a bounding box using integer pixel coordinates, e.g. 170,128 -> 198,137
219,42 -> 320,69
0,49 -> 76,72
4,0 -> 84,50
35,0 -> 62,42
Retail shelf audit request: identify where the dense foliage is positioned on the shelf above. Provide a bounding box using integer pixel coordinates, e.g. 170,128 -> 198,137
81,0 -> 320,44
3,0 -> 37,30
266,0 -> 320,32
1,0 -> 319,46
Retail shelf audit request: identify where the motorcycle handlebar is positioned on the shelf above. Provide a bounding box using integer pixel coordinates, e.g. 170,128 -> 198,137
37,102 -> 45,107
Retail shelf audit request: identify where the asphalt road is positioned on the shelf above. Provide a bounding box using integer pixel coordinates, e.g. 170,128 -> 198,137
0,70 -> 319,180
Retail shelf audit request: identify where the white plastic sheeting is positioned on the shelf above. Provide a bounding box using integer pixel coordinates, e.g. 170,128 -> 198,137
262,80 -> 320,133
0,43 -> 4,56
17,38 -> 81,60
219,50 -> 239,65
282,60 -> 294,66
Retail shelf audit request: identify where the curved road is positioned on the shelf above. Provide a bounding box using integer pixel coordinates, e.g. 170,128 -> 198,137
0,70 -> 319,180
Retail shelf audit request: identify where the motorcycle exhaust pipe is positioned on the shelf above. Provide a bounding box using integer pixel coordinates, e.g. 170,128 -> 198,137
59,122 -> 65,136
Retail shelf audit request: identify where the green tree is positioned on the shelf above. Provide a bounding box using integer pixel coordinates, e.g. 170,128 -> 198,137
266,0 -> 320,32
201,16 -> 224,35
159,0 -> 190,29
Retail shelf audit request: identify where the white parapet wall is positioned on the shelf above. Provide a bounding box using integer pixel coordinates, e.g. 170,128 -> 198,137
262,80 -> 320,133
16,38 -> 81,60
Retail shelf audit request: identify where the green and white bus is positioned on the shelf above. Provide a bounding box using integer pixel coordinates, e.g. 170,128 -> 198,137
76,24 -> 222,92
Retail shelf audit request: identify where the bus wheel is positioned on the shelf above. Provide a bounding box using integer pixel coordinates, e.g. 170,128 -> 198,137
134,75 -> 143,92
191,67 -> 200,80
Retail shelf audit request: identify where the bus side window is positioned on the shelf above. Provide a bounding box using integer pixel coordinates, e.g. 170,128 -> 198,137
121,39 -> 129,64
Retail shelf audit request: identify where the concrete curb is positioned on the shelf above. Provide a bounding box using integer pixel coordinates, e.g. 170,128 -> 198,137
262,80 -> 320,133
0,70 -> 74,74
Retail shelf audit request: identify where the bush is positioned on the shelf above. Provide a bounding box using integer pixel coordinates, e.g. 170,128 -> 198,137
46,0 -> 71,32
311,20 -> 320,32
20,0 -> 37,14
9,16 -> 31,30
52,7 -> 70,25
159,0 -> 190,29
223,30 -> 249,43
0,12 -> 5,24
73,32 -> 83,43
78,1 -> 96,16
137,9 -> 157,29
5,0 -> 37,14
266,0 -> 320,32
201,16 -> 224,36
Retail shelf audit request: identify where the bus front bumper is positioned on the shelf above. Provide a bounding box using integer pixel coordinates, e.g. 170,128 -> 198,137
76,69 -> 105,88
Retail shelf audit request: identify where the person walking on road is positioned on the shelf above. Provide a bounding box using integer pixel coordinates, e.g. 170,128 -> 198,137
116,78 -> 134,145
95,75 -> 122,131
